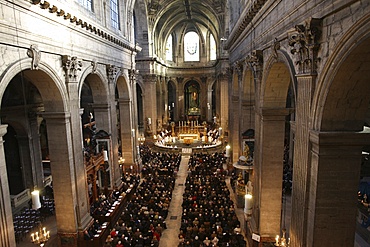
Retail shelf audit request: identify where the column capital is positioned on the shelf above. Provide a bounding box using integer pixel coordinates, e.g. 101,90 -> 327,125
106,65 -> 120,84
62,55 -> 82,82
246,50 -> 263,74
288,18 -> 322,75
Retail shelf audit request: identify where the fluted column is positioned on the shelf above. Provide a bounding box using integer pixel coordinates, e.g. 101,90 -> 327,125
0,125 -> 16,247
288,18 -> 322,247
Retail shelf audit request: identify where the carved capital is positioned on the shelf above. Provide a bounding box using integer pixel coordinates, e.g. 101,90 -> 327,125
176,77 -> 184,84
106,65 -> 119,83
143,74 -> 157,84
246,50 -> 263,73
200,76 -> 207,84
62,55 -> 82,80
288,18 -> 322,75
272,38 -> 280,59
27,44 -> 41,70
233,61 -> 243,77
91,59 -> 98,74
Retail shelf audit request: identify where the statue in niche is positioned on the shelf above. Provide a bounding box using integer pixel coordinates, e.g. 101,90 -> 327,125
190,91 -> 198,108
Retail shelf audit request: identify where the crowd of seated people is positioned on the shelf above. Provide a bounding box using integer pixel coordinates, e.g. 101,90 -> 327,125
84,173 -> 140,242
179,152 -> 246,247
103,145 -> 181,247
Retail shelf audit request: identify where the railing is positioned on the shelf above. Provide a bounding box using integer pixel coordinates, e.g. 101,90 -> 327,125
10,189 -> 31,208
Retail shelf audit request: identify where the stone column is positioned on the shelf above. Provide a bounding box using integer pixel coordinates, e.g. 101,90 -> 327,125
288,18 -> 322,247
92,103 -> 112,133
63,55 -> 92,232
41,112 -> 81,246
176,77 -> 184,120
0,125 -> 16,247
143,75 -> 158,135
230,62 -> 242,162
107,65 -> 121,185
255,108 -> 289,242
118,98 -> 134,166
206,88 -> 212,122
16,135 -> 35,190
219,70 -> 229,140
28,111 -> 44,189
306,131 -> 370,247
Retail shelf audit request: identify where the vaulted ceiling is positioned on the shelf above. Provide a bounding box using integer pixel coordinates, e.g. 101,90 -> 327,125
146,0 -> 226,51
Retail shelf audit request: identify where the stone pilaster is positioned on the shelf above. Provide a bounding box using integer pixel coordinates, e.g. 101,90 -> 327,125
108,66 -> 121,185
143,74 -> 158,135
28,112 -> 44,189
118,98 -> 134,166
42,112 -> 81,246
0,125 -> 16,247
288,18 -> 322,247
63,56 -> 92,231
219,70 -> 230,139
254,108 -> 290,241
230,62 -> 243,162
305,131 -> 370,247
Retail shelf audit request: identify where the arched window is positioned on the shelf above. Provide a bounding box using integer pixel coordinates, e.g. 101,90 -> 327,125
110,0 -> 119,29
184,31 -> 199,61
210,34 -> 216,60
166,34 -> 173,61
77,0 -> 93,11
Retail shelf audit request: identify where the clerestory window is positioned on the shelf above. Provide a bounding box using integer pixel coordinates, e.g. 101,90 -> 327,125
77,0 -> 93,11
166,34 -> 173,61
110,0 -> 119,29
184,31 -> 199,62
210,34 -> 216,60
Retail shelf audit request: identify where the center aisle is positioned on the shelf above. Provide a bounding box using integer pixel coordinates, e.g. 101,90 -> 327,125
159,152 -> 190,247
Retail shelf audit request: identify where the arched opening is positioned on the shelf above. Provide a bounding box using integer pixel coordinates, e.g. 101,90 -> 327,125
184,80 -> 200,120
167,80 -> 176,122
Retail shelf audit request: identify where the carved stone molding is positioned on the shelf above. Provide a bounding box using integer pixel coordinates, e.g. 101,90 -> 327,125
233,60 -> 244,77
29,0 -> 137,52
288,18 -> 322,75
246,50 -> 263,74
91,59 -> 98,74
62,55 -> 82,80
107,65 -> 119,83
200,76 -> 207,84
27,44 -> 41,70
176,77 -> 184,84
272,38 -> 280,59
143,74 -> 158,83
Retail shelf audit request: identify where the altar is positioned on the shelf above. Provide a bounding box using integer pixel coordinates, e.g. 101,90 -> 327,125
179,133 -> 200,142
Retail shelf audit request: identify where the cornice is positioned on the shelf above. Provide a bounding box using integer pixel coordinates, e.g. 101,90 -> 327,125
29,0 -> 140,53
224,0 -> 267,50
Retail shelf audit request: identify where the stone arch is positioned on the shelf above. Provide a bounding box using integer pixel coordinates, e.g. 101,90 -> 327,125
312,16 -> 370,131
0,59 -> 67,112
261,51 -> 296,108
116,73 -> 131,100
80,70 -> 109,105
